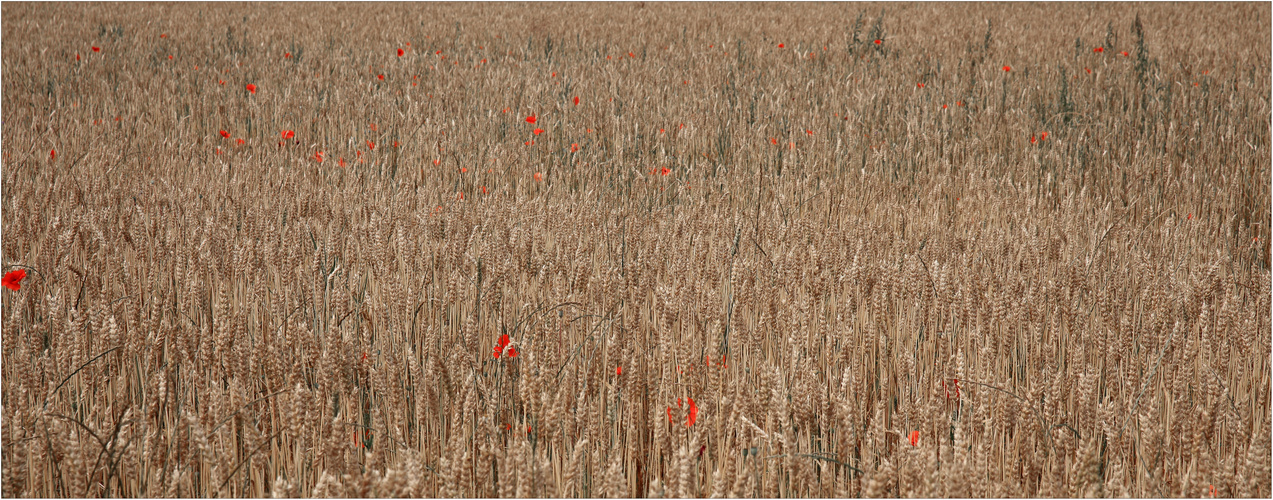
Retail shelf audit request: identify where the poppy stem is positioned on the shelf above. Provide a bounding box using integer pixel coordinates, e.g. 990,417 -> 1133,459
555,301 -> 621,380
215,430 -> 282,496
108,295 -> 134,309
208,388 -> 290,434
1114,314 -> 1179,444
40,346 -> 121,412
761,453 -> 864,474
509,301 -> 583,342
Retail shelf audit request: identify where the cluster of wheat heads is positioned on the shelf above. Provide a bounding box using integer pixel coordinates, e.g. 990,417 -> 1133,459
2,2 -> 1270,498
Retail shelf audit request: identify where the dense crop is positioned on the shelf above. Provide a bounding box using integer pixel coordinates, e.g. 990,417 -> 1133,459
2,2 -> 1270,497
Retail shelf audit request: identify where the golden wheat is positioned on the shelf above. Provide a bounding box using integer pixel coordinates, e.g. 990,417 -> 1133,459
2,2 -> 1270,498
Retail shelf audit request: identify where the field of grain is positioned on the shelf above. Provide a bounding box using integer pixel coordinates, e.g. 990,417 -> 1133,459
2,2 -> 1270,497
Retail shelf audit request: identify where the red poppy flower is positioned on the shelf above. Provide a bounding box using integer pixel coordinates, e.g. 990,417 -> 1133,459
628,52 -> 635,58
525,115 -> 537,124
686,397 -> 698,426
573,96 -> 579,106
1121,51 -> 1129,57
1086,67 -> 1092,74
616,366 -> 622,375
873,39 -> 882,45
281,130 -> 295,139
160,33 -> 167,38
314,151 -> 324,163
909,430 -> 919,446
1040,132 -> 1048,141
49,149 -> 56,160
1002,66 -> 1011,72
2,269 -> 26,291
236,138 -> 245,145
667,406 -> 674,424
339,158 -> 346,168
246,84 -> 257,94
806,129 -> 813,135
507,346 -> 519,358
499,334 -> 510,347
778,43 -> 784,48
942,104 -> 948,109
91,46 -> 101,52
533,128 -> 543,135
770,138 -> 778,145
76,53 -> 81,61
378,74 -> 385,80
917,83 -> 924,88
661,167 -> 671,176
1030,135 -> 1037,145
220,130 -> 230,138
1094,47 -> 1104,53
284,52 -> 291,58
571,143 -> 579,152
218,80 -> 225,85
534,172 -> 543,182
367,140 -> 375,150
398,48 -> 405,57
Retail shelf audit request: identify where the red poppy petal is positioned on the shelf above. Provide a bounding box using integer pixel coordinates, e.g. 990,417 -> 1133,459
3,269 -> 27,291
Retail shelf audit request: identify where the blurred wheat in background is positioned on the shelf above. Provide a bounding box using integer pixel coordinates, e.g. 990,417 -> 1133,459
2,2 -> 1270,497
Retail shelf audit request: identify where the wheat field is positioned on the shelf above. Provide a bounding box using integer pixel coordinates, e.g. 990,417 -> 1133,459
2,2 -> 1270,498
